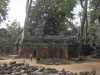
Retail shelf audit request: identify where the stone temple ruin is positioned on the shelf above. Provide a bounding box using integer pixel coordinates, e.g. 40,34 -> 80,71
0,27 -> 93,60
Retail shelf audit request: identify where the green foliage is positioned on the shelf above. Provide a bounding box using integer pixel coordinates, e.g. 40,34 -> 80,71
29,0 -> 77,35
89,0 -> 100,22
87,0 -> 100,40
88,22 -> 99,40
0,0 -> 10,22
6,20 -> 21,36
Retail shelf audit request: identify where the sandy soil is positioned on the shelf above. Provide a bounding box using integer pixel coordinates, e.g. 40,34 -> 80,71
0,56 -> 100,74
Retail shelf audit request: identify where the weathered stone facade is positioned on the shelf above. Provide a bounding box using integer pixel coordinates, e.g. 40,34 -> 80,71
0,28 -> 92,60
17,42 -> 91,60
24,44 -> 69,59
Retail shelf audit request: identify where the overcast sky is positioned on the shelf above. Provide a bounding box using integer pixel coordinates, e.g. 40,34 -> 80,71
1,0 -> 80,28
1,0 -> 26,28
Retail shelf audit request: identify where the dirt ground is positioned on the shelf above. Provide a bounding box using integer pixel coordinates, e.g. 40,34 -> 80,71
0,56 -> 100,74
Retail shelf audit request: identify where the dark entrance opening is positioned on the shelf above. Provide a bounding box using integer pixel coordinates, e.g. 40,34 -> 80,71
34,50 -> 36,57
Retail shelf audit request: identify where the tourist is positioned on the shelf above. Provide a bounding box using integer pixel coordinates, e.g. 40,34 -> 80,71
30,54 -> 32,61
37,57 -> 40,63
23,57 -> 26,64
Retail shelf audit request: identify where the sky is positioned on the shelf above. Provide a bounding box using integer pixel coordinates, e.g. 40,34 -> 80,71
1,0 -> 26,28
0,0 -> 80,28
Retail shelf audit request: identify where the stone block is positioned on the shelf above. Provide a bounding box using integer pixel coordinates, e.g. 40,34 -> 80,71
7,55 -> 20,59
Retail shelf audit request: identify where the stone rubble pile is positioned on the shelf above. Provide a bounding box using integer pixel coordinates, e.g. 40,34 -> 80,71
72,56 -> 86,62
0,61 -> 97,75
39,58 -> 68,65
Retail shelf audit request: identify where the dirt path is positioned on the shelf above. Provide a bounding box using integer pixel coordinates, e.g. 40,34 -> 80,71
0,57 -> 100,74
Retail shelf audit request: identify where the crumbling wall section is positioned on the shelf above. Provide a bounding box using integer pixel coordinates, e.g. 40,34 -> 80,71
35,44 -> 69,60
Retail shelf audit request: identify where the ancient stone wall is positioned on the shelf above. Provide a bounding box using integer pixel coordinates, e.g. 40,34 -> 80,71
0,28 -> 93,59
26,44 -> 91,59
1,43 -> 92,60
68,44 -> 92,59
0,42 -> 92,60
18,44 -> 73,60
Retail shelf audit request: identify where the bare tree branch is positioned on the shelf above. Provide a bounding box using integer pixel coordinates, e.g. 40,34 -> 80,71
80,0 -> 84,9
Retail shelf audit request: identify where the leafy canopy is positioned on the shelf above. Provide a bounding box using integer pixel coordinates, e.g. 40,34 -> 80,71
6,20 -> 21,37
0,0 -> 10,22
87,0 -> 100,40
29,0 -> 77,35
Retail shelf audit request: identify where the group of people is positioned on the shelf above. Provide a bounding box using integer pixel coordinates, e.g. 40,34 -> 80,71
22,54 -> 40,64
23,54 -> 33,64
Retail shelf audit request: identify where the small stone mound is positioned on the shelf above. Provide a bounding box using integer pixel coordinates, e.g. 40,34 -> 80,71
39,58 -> 68,65
72,56 -> 86,63
0,57 -> 5,60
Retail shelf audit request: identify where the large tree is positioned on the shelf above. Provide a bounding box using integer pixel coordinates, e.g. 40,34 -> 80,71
78,0 -> 88,56
29,0 -> 77,35
14,0 -> 32,55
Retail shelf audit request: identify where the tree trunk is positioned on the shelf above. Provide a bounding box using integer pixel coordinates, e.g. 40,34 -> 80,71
79,0 -> 88,56
98,18 -> 100,39
84,12 -> 88,44
14,0 -> 32,56
24,0 -> 32,36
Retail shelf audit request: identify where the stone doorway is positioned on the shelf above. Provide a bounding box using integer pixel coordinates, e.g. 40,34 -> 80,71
34,50 -> 36,57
